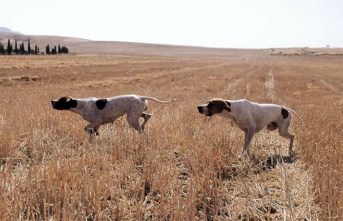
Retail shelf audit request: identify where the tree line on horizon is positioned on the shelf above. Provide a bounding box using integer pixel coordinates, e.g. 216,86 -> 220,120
0,39 -> 69,55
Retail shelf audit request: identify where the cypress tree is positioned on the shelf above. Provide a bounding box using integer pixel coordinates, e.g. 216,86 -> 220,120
7,39 -> 12,55
0,42 -> 4,54
46,44 -> 50,54
20,43 -> 25,54
28,39 -> 31,54
15,39 -> 18,54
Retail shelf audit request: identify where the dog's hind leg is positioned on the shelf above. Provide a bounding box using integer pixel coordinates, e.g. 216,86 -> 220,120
127,114 -> 143,133
280,131 -> 295,155
140,113 -> 152,131
278,122 -> 295,155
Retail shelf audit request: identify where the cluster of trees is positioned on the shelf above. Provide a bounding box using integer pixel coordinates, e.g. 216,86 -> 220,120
0,39 -> 69,55
45,44 -> 69,55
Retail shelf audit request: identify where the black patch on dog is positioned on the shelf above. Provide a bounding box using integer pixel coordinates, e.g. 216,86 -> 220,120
281,107 -> 289,119
225,101 -> 231,107
96,99 -> 108,110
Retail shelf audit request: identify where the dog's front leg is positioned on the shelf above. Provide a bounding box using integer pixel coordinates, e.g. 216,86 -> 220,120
84,123 -> 101,143
84,123 -> 100,135
242,127 -> 255,155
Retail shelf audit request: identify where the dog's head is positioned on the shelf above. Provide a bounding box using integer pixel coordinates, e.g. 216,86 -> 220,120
51,96 -> 77,110
197,98 -> 231,117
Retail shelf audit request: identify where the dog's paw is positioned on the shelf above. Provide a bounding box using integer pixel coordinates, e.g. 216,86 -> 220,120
238,154 -> 246,161
238,151 -> 251,161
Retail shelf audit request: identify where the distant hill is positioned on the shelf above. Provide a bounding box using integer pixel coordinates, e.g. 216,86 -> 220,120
0,29 -> 248,56
0,27 -> 13,33
2,27 -> 342,57
0,27 -> 21,34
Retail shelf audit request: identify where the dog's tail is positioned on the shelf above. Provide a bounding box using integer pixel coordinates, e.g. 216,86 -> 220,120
139,96 -> 176,104
285,107 -> 305,125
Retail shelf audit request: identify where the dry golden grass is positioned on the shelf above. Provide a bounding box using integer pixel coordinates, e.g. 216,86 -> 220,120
0,50 -> 342,220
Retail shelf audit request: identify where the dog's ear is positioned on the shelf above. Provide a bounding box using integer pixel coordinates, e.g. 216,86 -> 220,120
222,100 -> 231,112
69,98 -> 77,108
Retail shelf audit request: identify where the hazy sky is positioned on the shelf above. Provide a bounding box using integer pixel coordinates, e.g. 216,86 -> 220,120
1,0 -> 343,48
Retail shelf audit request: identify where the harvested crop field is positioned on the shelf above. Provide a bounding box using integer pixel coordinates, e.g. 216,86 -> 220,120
0,48 -> 343,220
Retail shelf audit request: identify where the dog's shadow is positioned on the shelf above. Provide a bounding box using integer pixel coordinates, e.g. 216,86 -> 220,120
217,154 -> 297,180
252,154 -> 297,174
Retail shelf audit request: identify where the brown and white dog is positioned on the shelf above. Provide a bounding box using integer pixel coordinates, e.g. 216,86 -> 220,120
197,98 -> 302,156
51,94 -> 175,135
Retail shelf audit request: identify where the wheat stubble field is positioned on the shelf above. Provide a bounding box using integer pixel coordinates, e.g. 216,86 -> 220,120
0,49 -> 343,220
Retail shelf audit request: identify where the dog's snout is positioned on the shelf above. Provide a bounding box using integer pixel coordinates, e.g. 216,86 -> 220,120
51,100 -> 56,108
197,106 -> 203,113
